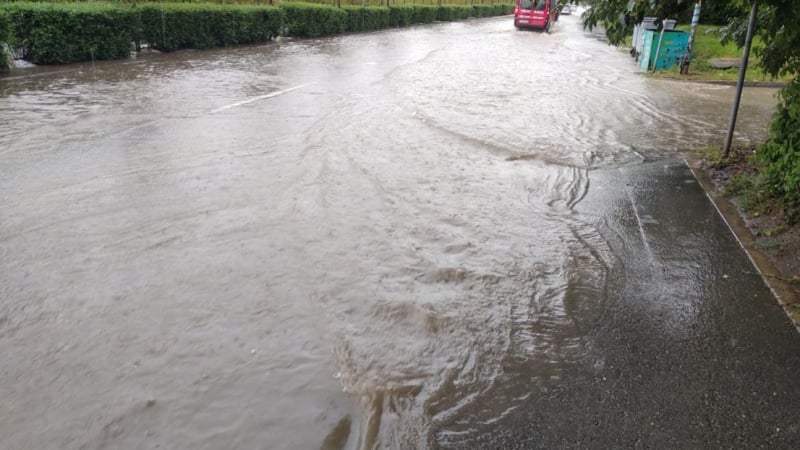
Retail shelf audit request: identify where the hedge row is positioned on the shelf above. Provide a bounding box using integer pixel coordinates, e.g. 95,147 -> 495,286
281,2 -> 346,37
5,3 -> 138,64
1,2 -> 284,62
284,4 -> 513,37
0,2 -> 514,65
341,6 -> 390,33
0,9 -> 12,70
138,3 -> 283,51
0,0 -> 510,5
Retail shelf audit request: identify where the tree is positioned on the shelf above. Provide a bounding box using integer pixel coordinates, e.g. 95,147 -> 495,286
702,0 -> 745,24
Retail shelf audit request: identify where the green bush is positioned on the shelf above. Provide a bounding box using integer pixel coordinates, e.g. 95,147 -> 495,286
411,5 -> 437,24
495,4 -> 514,15
0,2 -> 516,67
457,5 -> 474,20
138,3 -> 283,51
0,9 -> 11,45
342,6 -> 390,33
280,3 -> 346,37
471,5 -> 491,18
436,5 -> 471,21
214,5 -> 284,45
757,78 -> 800,222
2,2 -> 137,65
0,9 -> 12,70
388,5 -> 414,27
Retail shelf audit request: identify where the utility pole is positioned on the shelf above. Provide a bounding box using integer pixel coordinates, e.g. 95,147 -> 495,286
723,1 -> 758,158
680,1 -> 702,75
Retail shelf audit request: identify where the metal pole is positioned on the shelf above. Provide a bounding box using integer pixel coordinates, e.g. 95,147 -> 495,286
680,1 -> 702,75
651,20 -> 666,72
722,1 -> 758,158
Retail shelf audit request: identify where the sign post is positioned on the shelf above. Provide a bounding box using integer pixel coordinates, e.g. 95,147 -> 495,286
680,1 -> 702,75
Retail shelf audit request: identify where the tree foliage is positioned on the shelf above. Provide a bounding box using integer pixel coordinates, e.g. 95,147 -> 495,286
582,0 -> 695,45
701,0 -> 744,25
722,1 -> 800,78
0,9 -> 12,71
582,0 -> 747,45
758,77 -> 800,221
722,0 -> 800,220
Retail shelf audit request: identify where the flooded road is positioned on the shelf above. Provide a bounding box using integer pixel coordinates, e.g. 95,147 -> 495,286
2,14 -> 797,449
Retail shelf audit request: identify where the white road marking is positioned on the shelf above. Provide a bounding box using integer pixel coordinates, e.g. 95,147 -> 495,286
209,83 -> 310,114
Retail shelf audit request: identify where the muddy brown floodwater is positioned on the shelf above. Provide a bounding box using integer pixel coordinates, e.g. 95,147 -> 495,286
0,14 -> 781,450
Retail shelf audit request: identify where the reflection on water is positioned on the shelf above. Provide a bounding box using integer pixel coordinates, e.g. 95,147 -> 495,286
0,14 -> 777,450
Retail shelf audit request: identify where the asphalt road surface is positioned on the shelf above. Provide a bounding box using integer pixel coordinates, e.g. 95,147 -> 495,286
1,12 -> 798,450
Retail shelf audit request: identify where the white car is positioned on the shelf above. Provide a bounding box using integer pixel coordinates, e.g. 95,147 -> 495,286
560,4 -> 573,15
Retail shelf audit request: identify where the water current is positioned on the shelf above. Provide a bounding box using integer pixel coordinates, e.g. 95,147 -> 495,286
0,13 -> 779,450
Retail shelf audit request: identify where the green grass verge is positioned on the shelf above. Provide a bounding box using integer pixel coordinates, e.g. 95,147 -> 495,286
649,25 -> 793,83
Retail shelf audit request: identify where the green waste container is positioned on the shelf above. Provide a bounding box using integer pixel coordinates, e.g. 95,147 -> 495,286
639,30 -> 690,71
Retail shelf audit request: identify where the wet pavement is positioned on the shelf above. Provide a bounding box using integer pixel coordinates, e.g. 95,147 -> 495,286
459,161 -> 800,448
1,13 -> 799,450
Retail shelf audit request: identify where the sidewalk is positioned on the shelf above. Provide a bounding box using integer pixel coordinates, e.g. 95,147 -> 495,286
461,159 -> 800,448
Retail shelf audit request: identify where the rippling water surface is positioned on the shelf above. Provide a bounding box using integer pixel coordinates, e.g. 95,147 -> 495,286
0,14 -> 778,449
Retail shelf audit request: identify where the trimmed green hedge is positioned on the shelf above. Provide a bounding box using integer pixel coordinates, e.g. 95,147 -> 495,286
280,3 -> 346,37
0,2 -> 515,67
411,5 -> 437,24
490,4 -> 515,16
138,4 -> 283,51
471,4 -> 495,18
388,5 -> 414,27
1,9 -> 12,70
342,6 -> 390,33
439,5 -> 473,21
2,2 -> 136,65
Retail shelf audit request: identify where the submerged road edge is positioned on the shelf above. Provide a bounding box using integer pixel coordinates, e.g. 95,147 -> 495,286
686,157 -> 800,333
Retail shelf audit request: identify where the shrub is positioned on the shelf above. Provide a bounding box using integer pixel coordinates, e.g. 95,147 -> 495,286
0,2 -> 517,67
388,5 -> 414,27
342,6 -> 390,33
0,9 -> 12,70
2,2 -> 137,65
280,3 -> 346,37
495,3 -> 515,15
472,5 -> 494,18
138,3 -> 283,51
215,5 -> 284,45
756,78 -> 800,222
412,5 -> 437,24
438,5 -> 473,21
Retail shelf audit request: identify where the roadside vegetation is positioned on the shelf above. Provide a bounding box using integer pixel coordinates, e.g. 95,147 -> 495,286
0,8 -> 11,70
652,25 -> 792,83
0,2 -> 514,66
